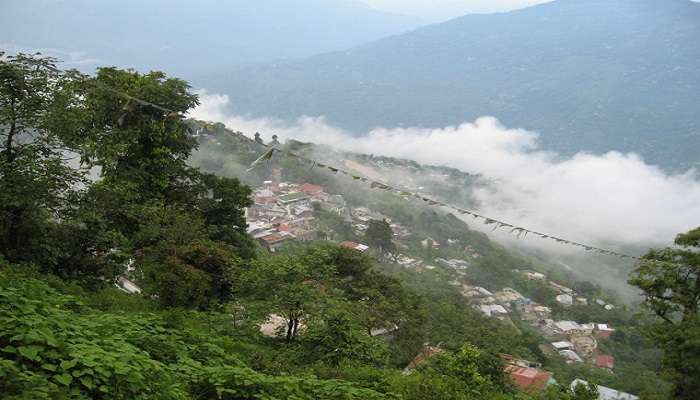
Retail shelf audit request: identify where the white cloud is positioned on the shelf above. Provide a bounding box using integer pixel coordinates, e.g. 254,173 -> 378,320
190,91 -> 700,250
1,43 -> 99,67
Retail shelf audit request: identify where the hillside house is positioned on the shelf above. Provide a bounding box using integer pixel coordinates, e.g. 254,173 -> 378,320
554,320 -> 581,334
421,237 -> 440,250
404,346 -> 444,374
339,241 -> 370,253
495,288 -> 524,304
396,254 -> 422,269
549,282 -> 574,295
479,304 -> 509,318
505,364 -> 553,393
570,379 -> 638,400
524,271 -> 546,281
551,341 -> 574,352
259,232 -> 295,252
595,355 -> 615,371
435,258 -> 470,270
556,294 -> 574,306
559,349 -> 583,363
595,324 -> 616,339
299,183 -> 324,198
277,191 -> 310,206
571,334 -> 597,358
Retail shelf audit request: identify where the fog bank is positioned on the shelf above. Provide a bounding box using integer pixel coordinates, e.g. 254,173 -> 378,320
190,92 -> 700,250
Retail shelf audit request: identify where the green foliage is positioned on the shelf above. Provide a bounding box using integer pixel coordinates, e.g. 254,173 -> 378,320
0,53 -> 86,266
365,219 -> 397,258
387,344 -> 512,400
0,269 -> 391,400
1,57 -> 679,400
140,239 -> 243,310
629,227 -> 700,400
301,307 -> 390,366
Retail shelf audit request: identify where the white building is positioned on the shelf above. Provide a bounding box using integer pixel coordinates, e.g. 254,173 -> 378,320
556,294 -> 574,306
551,341 -> 574,351
479,304 -> 508,317
554,320 -> 581,333
559,349 -> 583,363
524,271 -> 546,281
474,287 -> 494,297
570,379 -> 638,400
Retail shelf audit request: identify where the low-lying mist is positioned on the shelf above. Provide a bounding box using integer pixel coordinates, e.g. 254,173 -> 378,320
190,91 -> 700,253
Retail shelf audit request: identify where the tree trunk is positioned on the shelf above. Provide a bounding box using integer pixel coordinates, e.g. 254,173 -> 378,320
292,318 -> 299,340
1,98 -> 19,256
286,316 -> 294,343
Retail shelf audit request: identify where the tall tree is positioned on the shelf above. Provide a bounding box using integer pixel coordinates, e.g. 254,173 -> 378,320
629,227 -> 700,399
0,53 -> 84,263
243,253 -> 331,343
365,219 -> 396,260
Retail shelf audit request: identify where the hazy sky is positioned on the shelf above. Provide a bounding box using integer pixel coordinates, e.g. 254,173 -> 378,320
363,0 -> 554,21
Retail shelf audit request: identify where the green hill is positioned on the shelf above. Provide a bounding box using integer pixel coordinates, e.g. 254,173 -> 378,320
200,0 -> 700,169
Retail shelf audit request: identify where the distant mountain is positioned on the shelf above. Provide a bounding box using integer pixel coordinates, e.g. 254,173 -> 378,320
202,0 -> 700,169
0,0 -> 422,78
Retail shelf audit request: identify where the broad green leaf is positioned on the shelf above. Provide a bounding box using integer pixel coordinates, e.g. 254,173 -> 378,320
54,373 -> 73,386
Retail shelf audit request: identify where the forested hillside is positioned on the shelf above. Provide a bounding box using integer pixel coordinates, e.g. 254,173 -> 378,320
202,0 -> 700,169
1,53 -> 699,400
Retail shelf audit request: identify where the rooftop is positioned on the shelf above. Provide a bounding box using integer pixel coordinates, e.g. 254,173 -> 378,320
339,241 -> 370,252
506,365 -> 552,392
300,183 -> 323,194
278,192 -> 309,203
595,355 -> 615,370
571,379 -> 638,400
405,346 -> 443,371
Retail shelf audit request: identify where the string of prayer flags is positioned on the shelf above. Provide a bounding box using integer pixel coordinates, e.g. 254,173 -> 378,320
82,79 -> 645,262
247,148 -> 276,172
371,182 -> 390,190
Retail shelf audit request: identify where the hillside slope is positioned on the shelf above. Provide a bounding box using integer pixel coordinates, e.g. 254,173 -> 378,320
202,0 -> 700,169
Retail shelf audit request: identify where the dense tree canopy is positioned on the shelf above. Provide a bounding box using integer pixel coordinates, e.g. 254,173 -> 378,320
630,227 -> 700,400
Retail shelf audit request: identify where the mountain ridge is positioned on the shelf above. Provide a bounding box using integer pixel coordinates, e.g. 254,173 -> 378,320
200,0 -> 700,169
0,0 -> 423,78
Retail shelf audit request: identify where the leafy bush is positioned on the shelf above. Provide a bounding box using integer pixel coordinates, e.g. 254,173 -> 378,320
0,270 -> 389,399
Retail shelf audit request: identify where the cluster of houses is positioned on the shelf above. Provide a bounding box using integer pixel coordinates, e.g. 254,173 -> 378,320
244,180 -> 628,394
246,180 -> 419,255
246,181 -> 351,251
453,269 -> 619,373
459,284 -> 528,322
524,270 -> 616,311
544,322 -> 616,370
246,179 -> 485,275
520,272 -> 618,370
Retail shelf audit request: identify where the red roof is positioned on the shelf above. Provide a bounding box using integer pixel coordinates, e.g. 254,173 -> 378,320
595,355 -> 615,370
506,365 -> 552,392
277,223 -> 292,232
300,183 -> 323,195
340,241 -> 360,249
260,233 -> 292,244
406,346 -> 443,370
